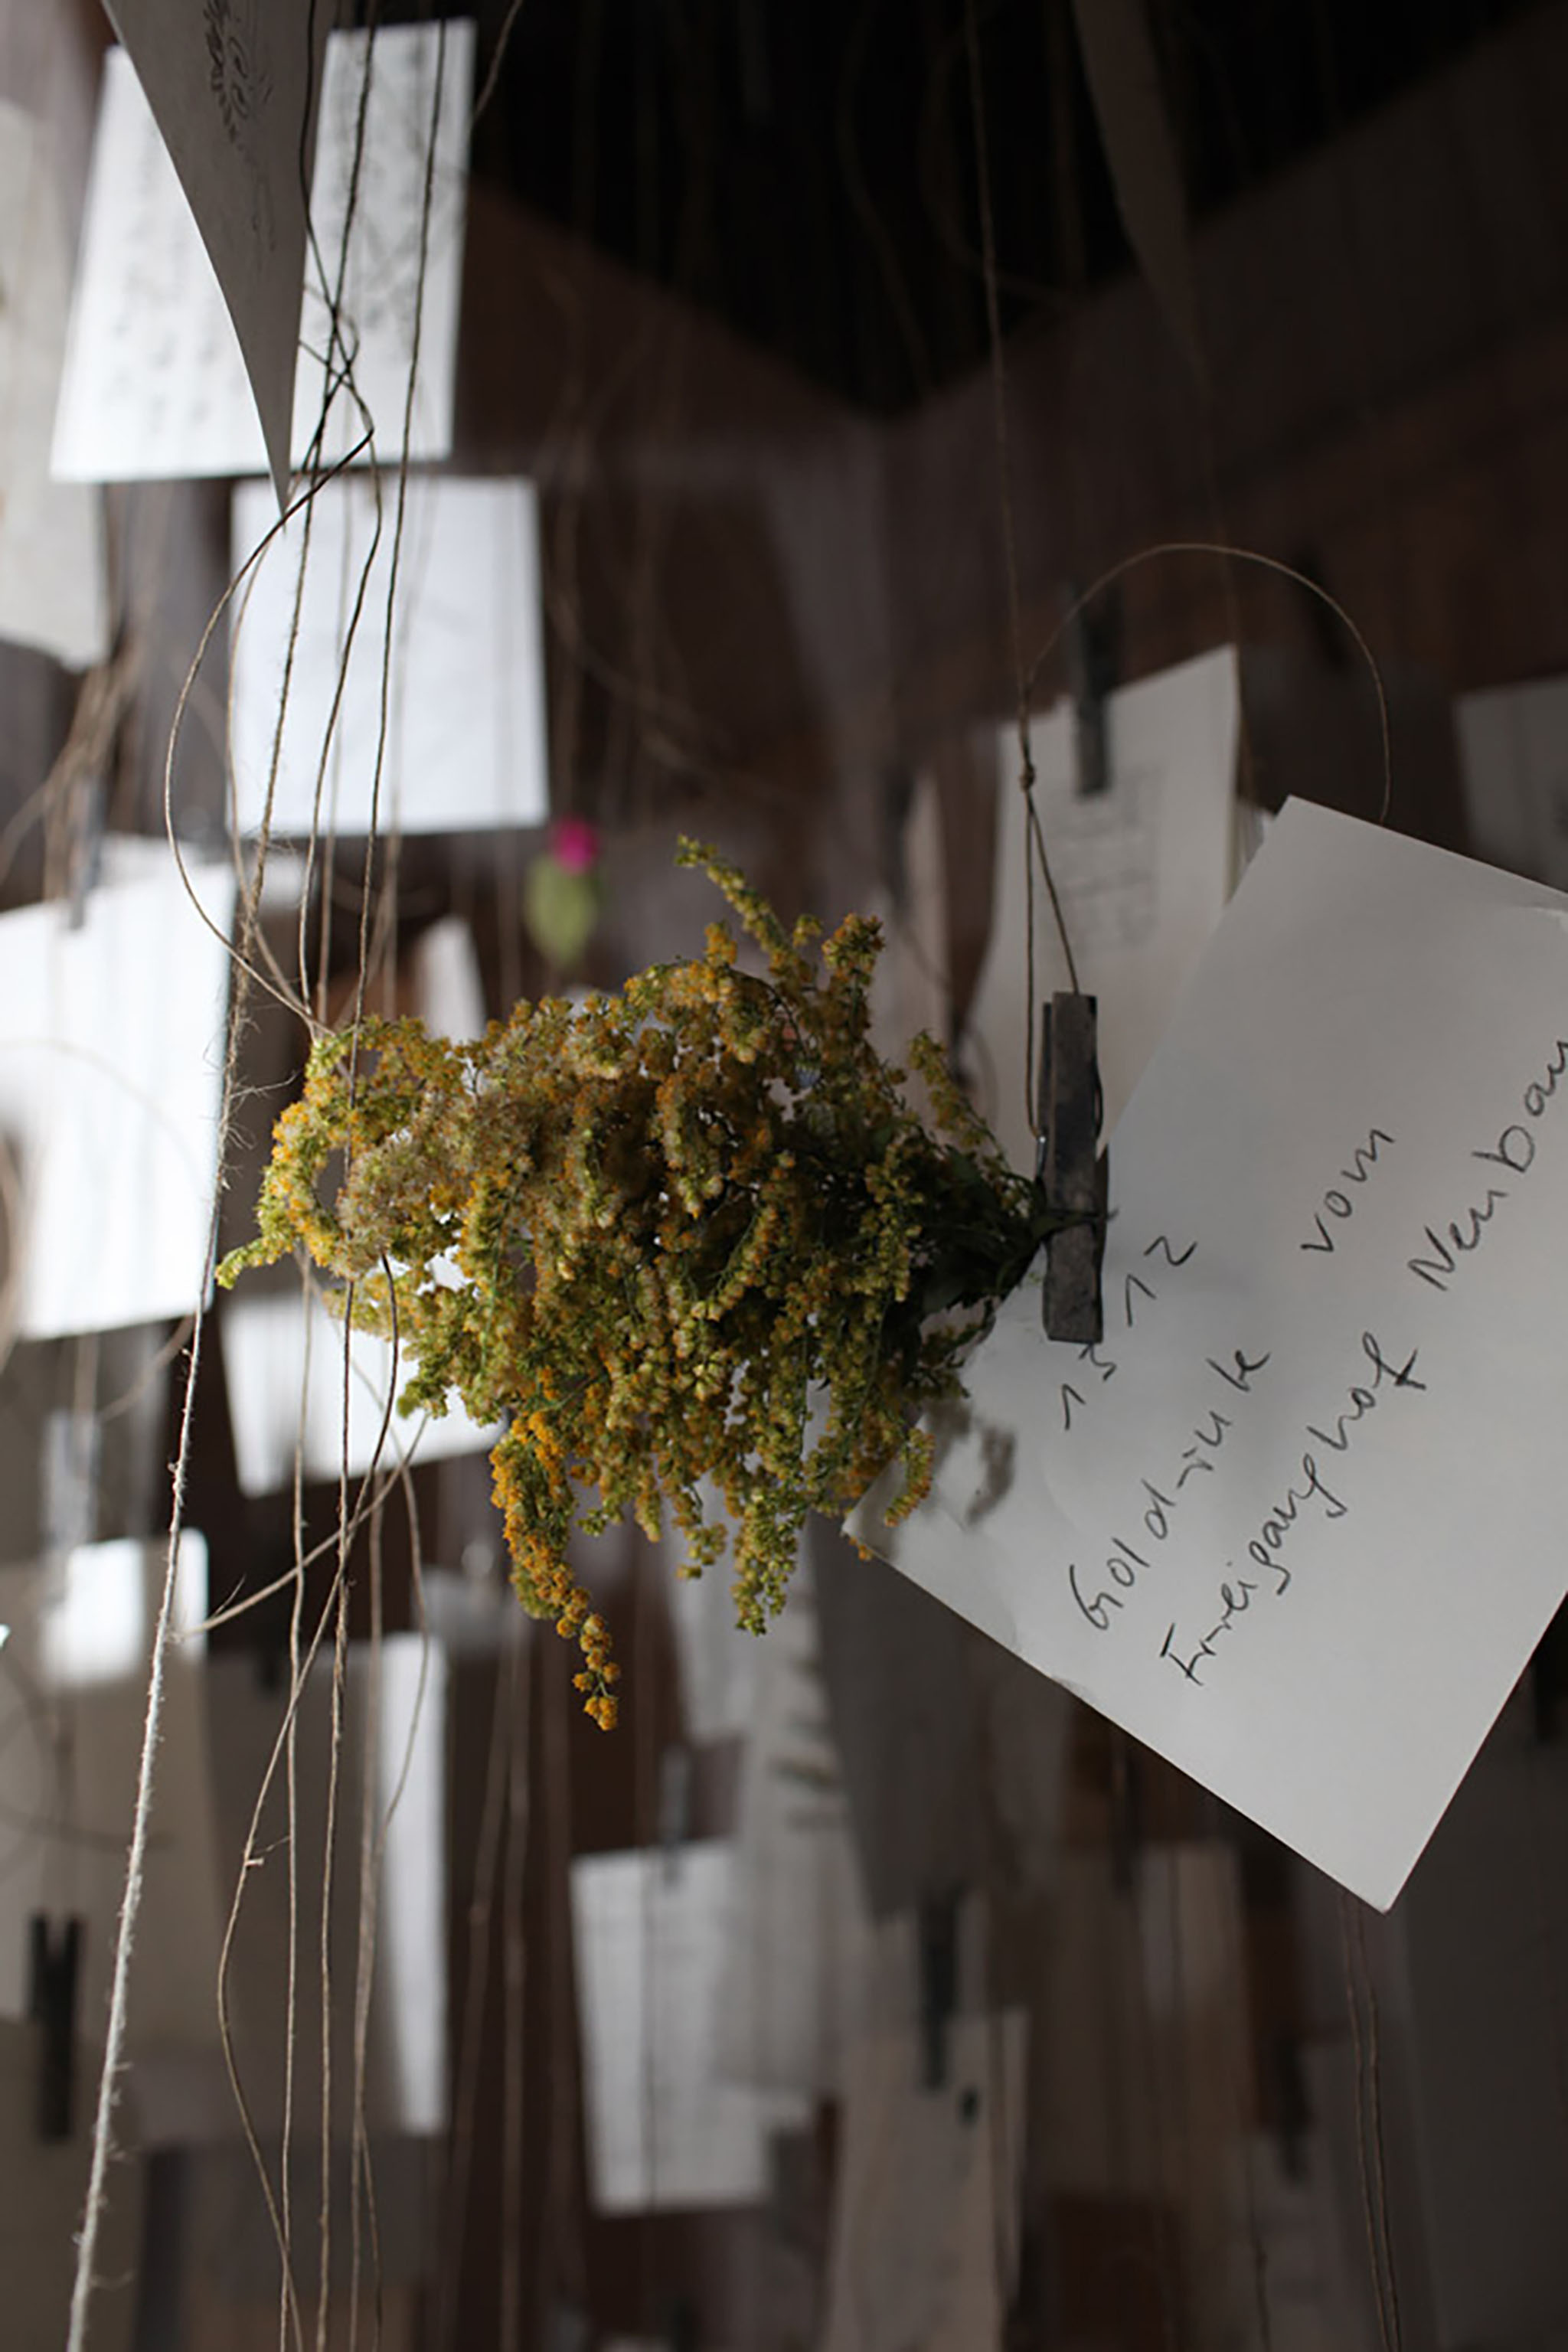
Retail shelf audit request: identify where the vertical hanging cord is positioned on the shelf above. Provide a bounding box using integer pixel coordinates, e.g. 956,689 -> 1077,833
1352,1900 -> 1404,2352
434,1602 -> 515,2352
64,1330 -> 213,2350
322,22 -> 450,2338
962,0 -> 1080,1144
1339,1891 -> 1400,2352
498,1620 -> 532,2350
278,1298 -> 312,2352
345,1499 -> 385,2352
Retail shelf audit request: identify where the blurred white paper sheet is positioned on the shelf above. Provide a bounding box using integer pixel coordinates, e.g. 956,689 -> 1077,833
1455,674 -> 1568,891
0,103 -> 108,668
0,1536 -> 222,2068
864,800 -> 1568,1909
0,856 -> 235,1338
819,2007 -> 1027,2352
99,0 -> 328,495
201,1632 -> 447,2140
967,645 -> 1238,1168
670,1550 -> 760,1742
714,1576 -> 871,2099
414,914 -> 487,1039
221,1283 -> 501,1496
229,473 -> 550,836
290,18 -> 473,472
53,22 -> 473,485
869,767 -> 950,1066
572,1842 -> 808,2213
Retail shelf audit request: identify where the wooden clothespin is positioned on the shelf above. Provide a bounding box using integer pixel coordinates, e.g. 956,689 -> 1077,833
1037,994 -> 1107,1344
28,1913 -> 82,2141
1063,582 -> 1122,799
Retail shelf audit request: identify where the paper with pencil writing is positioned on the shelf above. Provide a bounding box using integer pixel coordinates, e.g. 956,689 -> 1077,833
53,21 -> 472,488
861,799 -> 1568,1907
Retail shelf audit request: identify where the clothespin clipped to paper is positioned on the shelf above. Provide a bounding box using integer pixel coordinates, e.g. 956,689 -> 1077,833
28,1913 -> 81,2141
1063,580 -> 1122,798
1037,995 -> 1107,1343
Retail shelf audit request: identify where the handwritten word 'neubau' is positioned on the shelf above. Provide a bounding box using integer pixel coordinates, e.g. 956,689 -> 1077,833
1409,1037 -> 1568,1293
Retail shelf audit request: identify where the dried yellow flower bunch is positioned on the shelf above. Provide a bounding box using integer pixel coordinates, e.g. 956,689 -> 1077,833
220,843 -> 1060,1725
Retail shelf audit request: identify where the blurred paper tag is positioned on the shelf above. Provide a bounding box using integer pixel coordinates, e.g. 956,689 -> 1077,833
571,1842 -> 807,2212
970,644 -> 1238,1162
100,0 -> 324,493
1455,672 -> 1568,892
819,2007 -> 1027,2352
54,21 -> 472,486
0,102 -> 108,668
0,854 -> 235,1338
229,473 -> 548,836
220,1283 -> 500,1496
863,801 -> 1568,1907
0,1536 -> 221,2063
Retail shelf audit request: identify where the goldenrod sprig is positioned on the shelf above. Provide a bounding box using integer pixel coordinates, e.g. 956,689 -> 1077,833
219,842 -> 1061,1723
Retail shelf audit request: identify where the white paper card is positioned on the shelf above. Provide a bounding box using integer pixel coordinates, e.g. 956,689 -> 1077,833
414,914 -> 486,1040
870,767 -> 950,1067
221,1283 -> 501,1496
0,1535 -> 223,2061
229,473 -> 550,837
99,0 -> 328,494
1455,674 -> 1568,892
670,1536 -> 761,1743
968,645 -> 1239,1166
818,2008 -> 1027,2352
713,1575 -> 871,2099
0,856 -> 236,1338
571,1841 -> 808,2212
866,800 -> 1568,1908
0,103 -> 109,669
53,23 -> 473,485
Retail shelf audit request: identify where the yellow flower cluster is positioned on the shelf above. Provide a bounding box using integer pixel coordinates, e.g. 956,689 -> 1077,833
218,843 -> 1056,1725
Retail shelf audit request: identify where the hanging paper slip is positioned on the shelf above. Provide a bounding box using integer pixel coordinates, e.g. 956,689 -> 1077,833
1455,671 -> 1568,893
861,799 -> 1568,1908
228,472 -> 549,837
0,102 -> 108,669
96,0 -> 328,496
571,1842 -> 808,2213
0,1537 -> 222,2067
0,856 -> 236,1339
220,1282 -> 502,1496
968,643 -> 1239,1167
53,21 -> 472,488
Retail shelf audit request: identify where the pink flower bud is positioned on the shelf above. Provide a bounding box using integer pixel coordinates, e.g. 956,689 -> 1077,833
551,815 -> 599,874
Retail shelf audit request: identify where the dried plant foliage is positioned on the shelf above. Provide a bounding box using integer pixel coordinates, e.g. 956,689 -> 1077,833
221,844 -> 1061,1723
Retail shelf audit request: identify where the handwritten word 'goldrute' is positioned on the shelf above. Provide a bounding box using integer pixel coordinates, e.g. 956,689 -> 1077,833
1068,1345 -> 1272,1630
1299,1126 -> 1395,1254
1409,1037 -> 1568,1292
1160,1331 -> 1426,1685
